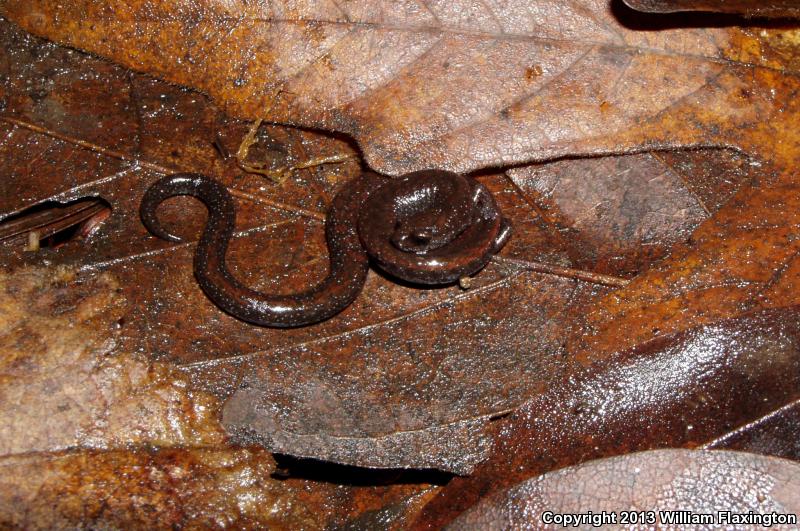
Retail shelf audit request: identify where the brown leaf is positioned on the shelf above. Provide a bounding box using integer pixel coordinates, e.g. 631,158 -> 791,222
0,266 -> 224,454
0,447 -> 438,529
707,401 -> 800,460
216,147 -> 762,473
506,148 -> 758,277
4,0 -> 800,175
0,265 -> 435,529
1,10 -> 796,473
218,272 -> 591,474
451,449 -> 800,529
0,17 -> 607,473
569,164 -> 800,361
410,152 -> 800,517
0,265 -> 438,529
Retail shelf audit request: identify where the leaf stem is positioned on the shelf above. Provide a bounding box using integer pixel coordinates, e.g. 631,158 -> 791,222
492,255 -> 630,288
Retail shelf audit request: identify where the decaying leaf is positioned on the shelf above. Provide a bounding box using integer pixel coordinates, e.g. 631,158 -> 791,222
196,144 -> 764,474
707,401 -> 800,460
507,148 -> 759,277
451,449 -> 800,529
0,11 -> 745,478
0,447 -> 439,529
0,266 -> 224,454
0,266 -> 438,529
0,18 -> 609,474
0,21 -> 444,527
218,271 -> 594,475
5,0 -> 800,175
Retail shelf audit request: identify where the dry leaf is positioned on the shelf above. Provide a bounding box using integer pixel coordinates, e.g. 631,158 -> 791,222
451,449 -> 800,529
5,0 -> 800,174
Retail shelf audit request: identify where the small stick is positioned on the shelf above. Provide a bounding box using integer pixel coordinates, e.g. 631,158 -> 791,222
235,119 -> 354,183
25,231 -> 40,252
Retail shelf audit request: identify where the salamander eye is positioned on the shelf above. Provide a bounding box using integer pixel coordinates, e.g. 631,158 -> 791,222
392,219 -> 445,252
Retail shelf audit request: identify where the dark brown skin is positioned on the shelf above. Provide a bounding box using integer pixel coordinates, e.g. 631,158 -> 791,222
140,171 -> 511,328
359,170 -> 512,285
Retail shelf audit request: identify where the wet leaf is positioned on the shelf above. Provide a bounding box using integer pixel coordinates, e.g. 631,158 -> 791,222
0,10 -> 762,478
0,266 -> 224,455
0,21 -> 442,527
0,447 -> 438,529
218,272 -> 589,474
216,146 -> 762,473
413,305 -> 800,528
0,17 -> 609,474
0,197 -> 110,248
451,449 -> 800,529
506,149 -> 760,277
706,401 -> 800,460
4,0 -> 800,175
0,263 -> 439,528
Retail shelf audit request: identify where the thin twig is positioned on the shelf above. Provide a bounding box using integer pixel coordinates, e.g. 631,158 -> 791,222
235,118 -> 355,183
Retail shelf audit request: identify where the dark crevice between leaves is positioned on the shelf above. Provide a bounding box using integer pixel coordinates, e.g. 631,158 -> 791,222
0,196 -> 112,250
610,0 -> 800,29
270,454 -> 454,487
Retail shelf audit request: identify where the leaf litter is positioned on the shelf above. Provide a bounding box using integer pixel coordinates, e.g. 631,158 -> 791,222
1,1 -> 800,527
